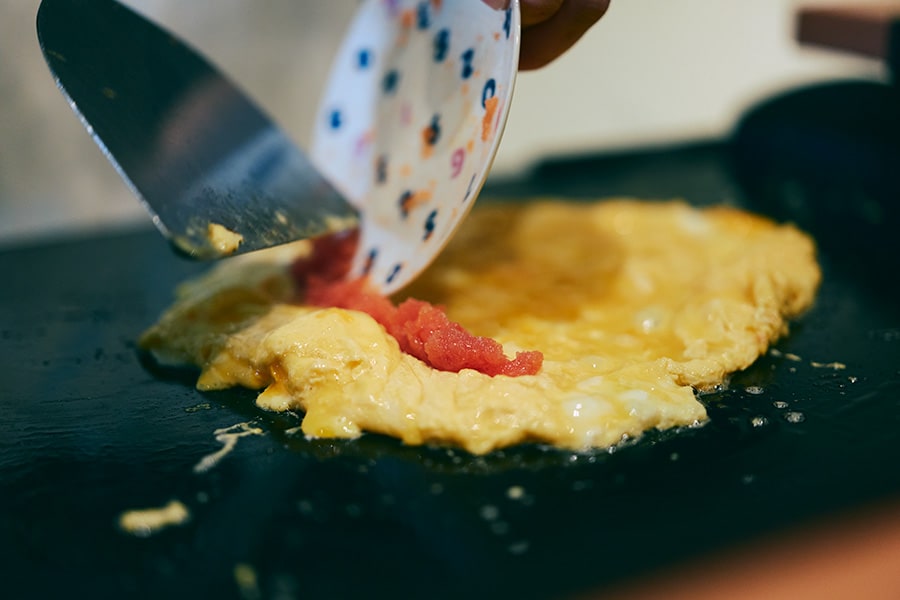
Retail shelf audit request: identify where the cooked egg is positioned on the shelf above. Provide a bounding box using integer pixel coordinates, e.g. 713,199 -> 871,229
140,199 -> 820,454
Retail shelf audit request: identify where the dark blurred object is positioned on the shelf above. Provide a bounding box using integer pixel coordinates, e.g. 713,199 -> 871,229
488,140 -> 740,207
730,5 -> 900,298
730,81 -> 900,265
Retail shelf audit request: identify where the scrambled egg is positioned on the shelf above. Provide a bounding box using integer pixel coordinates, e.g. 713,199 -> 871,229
206,223 -> 244,255
140,199 -> 820,454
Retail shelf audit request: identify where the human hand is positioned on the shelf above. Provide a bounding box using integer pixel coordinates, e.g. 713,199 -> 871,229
482,0 -> 610,70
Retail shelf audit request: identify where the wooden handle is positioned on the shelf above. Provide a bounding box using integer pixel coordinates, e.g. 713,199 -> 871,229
796,3 -> 900,60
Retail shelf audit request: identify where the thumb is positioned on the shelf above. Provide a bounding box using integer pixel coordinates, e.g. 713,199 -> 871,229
482,0 -> 510,10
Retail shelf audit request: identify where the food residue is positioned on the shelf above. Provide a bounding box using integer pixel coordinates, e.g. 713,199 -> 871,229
118,500 -> 190,537
234,563 -> 261,599
207,223 -> 244,255
193,422 -> 264,474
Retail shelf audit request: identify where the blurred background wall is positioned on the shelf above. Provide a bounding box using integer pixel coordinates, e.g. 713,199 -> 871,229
0,0 -> 884,245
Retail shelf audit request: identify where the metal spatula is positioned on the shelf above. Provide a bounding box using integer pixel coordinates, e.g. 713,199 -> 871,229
36,0 -> 358,259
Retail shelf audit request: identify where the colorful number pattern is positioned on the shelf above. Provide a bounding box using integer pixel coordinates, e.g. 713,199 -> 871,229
311,0 -> 520,293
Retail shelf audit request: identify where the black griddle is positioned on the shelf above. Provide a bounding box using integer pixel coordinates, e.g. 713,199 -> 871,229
2,80 -> 899,599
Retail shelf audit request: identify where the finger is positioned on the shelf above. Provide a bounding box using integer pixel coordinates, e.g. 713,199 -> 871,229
482,0 -> 567,27
519,0 -> 610,70
481,0 -> 510,10
519,0 -> 566,27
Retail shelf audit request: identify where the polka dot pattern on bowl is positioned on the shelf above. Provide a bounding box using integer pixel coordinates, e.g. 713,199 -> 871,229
312,0 -> 521,293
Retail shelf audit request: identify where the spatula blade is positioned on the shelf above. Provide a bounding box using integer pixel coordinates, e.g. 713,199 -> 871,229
36,0 -> 358,259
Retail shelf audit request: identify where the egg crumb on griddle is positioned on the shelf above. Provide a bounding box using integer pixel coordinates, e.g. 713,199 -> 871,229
118,500 -> 190,536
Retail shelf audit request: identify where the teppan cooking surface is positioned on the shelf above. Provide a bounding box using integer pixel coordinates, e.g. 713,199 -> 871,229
2,82 -> 899,599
